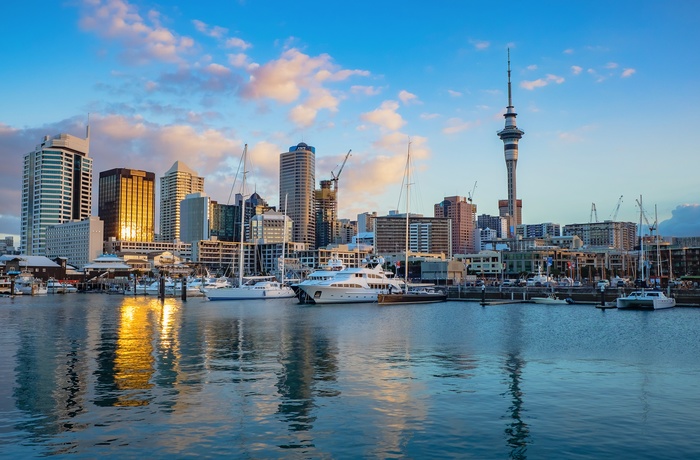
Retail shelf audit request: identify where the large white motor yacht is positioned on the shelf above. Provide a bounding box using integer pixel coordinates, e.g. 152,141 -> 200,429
296,257 -> 403,304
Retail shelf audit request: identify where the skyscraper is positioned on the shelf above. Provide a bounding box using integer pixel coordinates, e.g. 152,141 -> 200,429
434,196 -> 476,254
21,130 -> 93,255
99,168 -> 155,241
280,142 -> 315,248
159,161 -> 204,242
179,192 -> 210,244
497,50 -> 525,237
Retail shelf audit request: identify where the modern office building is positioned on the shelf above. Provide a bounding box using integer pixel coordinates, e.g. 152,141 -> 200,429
562,221 -> 637,251
280,142 -> 315,248
477,214 -> 508,239
516,222 -> 561,239
497,51 -> 525,237
46,216 -> 104,268
21,130 -> 93,255
249,211 -> 292,244
357,212 -> 377,234
159,161 -> 204,243
374,215 -> 452,257
98,168 -> 155,242
434,196 -> 476,254
179,192 -> 210,244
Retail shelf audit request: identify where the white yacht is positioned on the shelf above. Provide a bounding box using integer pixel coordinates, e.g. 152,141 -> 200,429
205,276 -> 295,301
297,257 -> 403,304
14,273 -> 47,296
616,290 -> 675,310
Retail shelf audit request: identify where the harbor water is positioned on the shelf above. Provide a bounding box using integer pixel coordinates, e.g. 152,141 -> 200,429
1,295 -> 699,458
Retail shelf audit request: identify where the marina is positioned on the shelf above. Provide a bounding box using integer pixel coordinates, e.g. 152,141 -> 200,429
2,295 -> 700,458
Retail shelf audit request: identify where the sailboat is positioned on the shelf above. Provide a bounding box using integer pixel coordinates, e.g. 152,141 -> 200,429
616,196 -> 675,310
205,144 -> 296,301
377,141 -> 447,305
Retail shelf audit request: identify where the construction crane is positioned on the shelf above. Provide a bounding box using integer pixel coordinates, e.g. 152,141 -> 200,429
467,181 -> 477,203
331,149 -> 351,192
590,203 -> 598,223
610,195 -> 623,221
635,197 -> 656,235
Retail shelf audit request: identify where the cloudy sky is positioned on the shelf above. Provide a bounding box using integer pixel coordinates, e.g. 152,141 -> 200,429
1,0 -> 698,239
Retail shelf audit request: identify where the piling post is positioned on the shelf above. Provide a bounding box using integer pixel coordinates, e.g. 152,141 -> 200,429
181,276 -> 187,301
481,284 -> 486,306
159,277 -> 165,300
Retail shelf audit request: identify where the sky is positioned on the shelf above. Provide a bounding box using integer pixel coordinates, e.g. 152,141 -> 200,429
1,0 -> 699,240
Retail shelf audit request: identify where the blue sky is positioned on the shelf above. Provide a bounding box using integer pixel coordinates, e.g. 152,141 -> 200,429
1,0 -> 698,239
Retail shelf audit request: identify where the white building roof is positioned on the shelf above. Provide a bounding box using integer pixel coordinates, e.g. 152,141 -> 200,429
0,255 -> 61,267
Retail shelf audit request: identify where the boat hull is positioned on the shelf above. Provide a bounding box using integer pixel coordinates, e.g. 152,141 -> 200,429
531,297 -> 569,305
297,285 -> 383,304
616,291 -> 676,310
377,292 -> 447,305
205,287 -> 295,301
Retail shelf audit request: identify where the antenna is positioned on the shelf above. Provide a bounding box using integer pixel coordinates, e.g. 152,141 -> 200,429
507,48 -> 512,108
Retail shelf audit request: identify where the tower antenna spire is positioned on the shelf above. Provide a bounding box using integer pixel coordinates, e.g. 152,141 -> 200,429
507,48 -> 512,108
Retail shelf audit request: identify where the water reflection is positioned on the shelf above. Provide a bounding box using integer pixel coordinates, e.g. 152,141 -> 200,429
501,307 -> 531,459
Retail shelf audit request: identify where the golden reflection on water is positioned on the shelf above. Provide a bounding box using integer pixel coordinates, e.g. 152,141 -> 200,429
113,298 -> 181,406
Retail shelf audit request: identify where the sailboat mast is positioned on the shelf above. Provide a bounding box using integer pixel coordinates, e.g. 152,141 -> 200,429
639,195 -> 644,286
281,193 -> 288,283
404,141 -> 411,287
238,144 -> 248,287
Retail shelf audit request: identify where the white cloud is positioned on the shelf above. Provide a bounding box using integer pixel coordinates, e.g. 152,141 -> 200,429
470,39 -> 490,50
442,118 -> 479,135
79,0 -> 194,64
224,37 -> 252,50
204,63 -> 231,76
398,90 -> 419,105
621,68 -> 636,78
447,89 -> 463,97
563,48 -> 574,54
527,64 -> 538,71
420,113 -> 440,120
351,85 -> 381,96
520,74 -> 565,90
360,101 -> 406,131
192,19 -> 228,39
571,65 -> 583,75
604,62 -> 619,69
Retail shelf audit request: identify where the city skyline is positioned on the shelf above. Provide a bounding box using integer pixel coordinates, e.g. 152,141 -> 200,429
1,0 -> 699,241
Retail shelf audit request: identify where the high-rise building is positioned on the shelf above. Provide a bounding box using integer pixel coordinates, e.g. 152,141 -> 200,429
477,214 -> 508,239
434,196 -> 476,254
160,161 -> 204,242
516,222 -> 561,239
21,131 -> 93,255
180,192 -> 210,244
497,50 -> 525,237
563,221 -> 637,251
374,215 -> 452,256
98,168 -> 155,241
315,179 -> 337,248
46,216 -> 104,268
357,212 -> 377,234
280,142 -> 315,248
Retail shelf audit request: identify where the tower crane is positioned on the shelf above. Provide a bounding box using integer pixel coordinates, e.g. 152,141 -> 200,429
331,149 -> 352,192
467,181 -> 477,203
610,195 -> 623,221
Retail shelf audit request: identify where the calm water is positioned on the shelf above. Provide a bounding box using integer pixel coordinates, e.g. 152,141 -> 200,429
1,295 -> 699,459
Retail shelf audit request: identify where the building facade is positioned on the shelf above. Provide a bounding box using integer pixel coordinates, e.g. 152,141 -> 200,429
98,168 -> 155,242
374,215 -> 452,257
516,222 -> 561,239
180,192 -> 210,244
159,161 -> 204,243
21,131 -> 93,255
45,216 -> 104,268
315,179 -> 338,248
434,196 -> 476,255
280,142 -> 315,248
562,221 -> 637,251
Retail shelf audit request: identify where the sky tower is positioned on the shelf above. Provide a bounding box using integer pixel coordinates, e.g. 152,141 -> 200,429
497,49 -> 525,237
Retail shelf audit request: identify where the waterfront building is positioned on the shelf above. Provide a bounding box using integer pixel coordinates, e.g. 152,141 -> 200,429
337,219 -> 356,244
562,221 -> 637,251
374,215 -> 451,257
0,255 -> 64,281
497,51 -> 525,237
180,192 -> 210,244
280,142 -> 315,248
434,196 -> 476,254
159,161 -> 204,243
103,239 -> 192,260
250,211 -> 292,244
21,131 -> 93,255
516,222 -> 561,239
46,216 -> 104,269
98,168 -> 155,242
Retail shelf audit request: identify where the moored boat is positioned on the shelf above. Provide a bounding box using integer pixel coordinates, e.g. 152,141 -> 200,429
531,293 -> 570,305
616,290 -> 675,310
